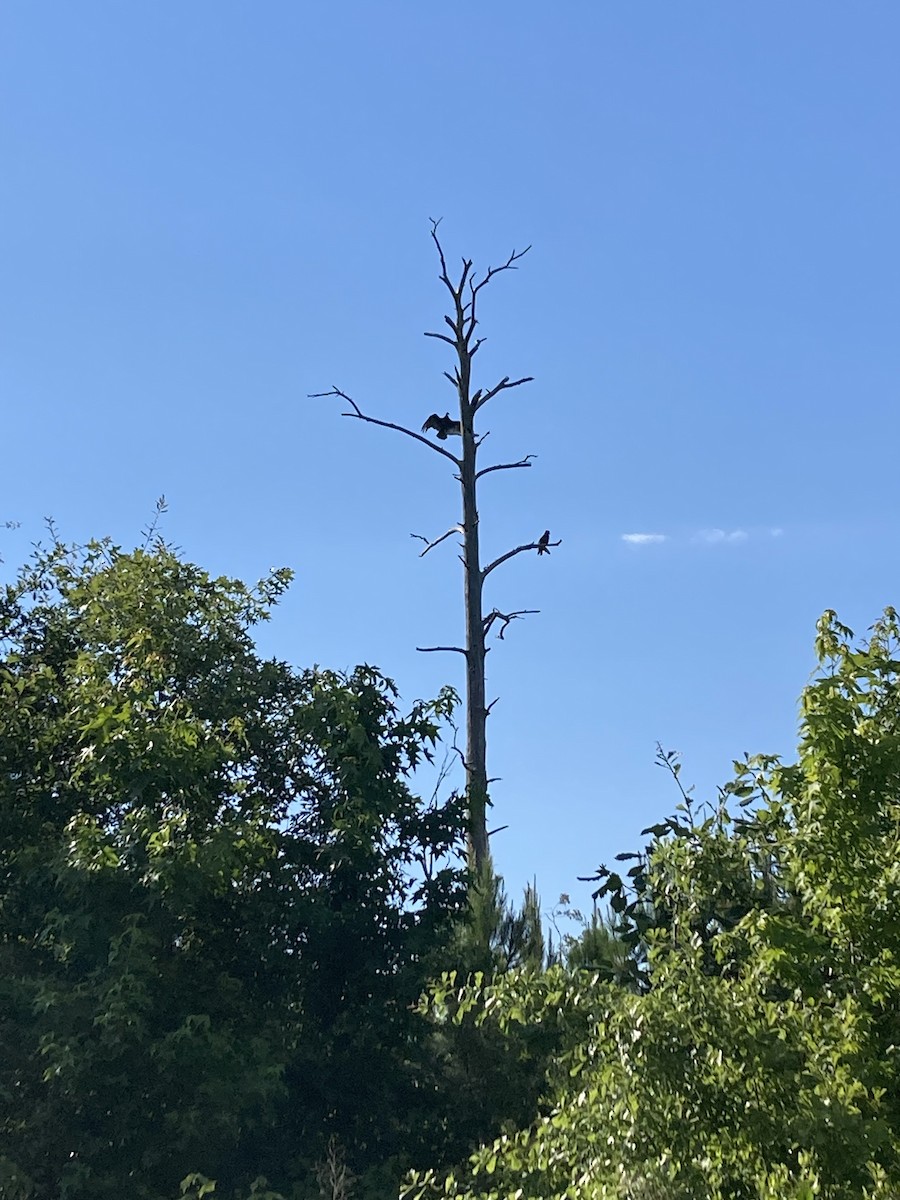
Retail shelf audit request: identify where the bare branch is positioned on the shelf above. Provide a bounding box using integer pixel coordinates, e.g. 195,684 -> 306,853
429,219 -> 473,309
475,455 -> 536,481
483,607 -> 540,640
410,526 -> 462,557
473,245 -> 531,297
416,645 -> 468,655
482,536 -> 562,579
426,714 -> 469,782
486,696 -> 500,715
437,717 -> 469,773
464,244 -> 532,342
449,724 -> 468,772
429,218 -> 450,287
473,375 -> 534,412
311,387 -> 460,465
457,259 -> 473,297
487,824 -> 509,838
429,221 -> 481,369
427,746 -> 459,811
423,330 -> 456,347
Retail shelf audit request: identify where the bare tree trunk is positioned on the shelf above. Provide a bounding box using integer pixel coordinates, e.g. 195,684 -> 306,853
459,349 -> 489,871
313,221 -> 560,877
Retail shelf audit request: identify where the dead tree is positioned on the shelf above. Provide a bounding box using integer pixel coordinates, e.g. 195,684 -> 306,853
312,221 -> 560,873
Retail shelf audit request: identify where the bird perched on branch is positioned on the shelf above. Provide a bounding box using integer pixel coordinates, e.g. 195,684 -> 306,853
537,530 -> 551,556
422,412 -> 462,440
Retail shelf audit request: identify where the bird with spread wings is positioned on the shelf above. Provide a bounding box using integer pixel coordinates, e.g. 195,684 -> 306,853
421,412 -> 462,440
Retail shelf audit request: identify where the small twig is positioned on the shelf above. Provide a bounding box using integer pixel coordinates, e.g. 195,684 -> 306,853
473,375 -> 534,412
655,741 -> 694,808
428,747 -> 457,805
487,824 -> 509,838
475,454 -> 536,481
483,607 -> 540,640
443,716 -> 469,771
310,387 -> 460,465
412,528 -> 460,559
417,645 -> 468,655
141,495 -> 169,550
482,538 -> 562,579
486,696 -> 500,715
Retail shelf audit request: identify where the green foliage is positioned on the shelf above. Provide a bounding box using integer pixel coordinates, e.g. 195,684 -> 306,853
405,609 -> 900,1199
13,531 -> 900,1198
558,904 -> 635,986
0,537 -> 468,1198
447,869 -> 549,977
410,870 -> 563,1169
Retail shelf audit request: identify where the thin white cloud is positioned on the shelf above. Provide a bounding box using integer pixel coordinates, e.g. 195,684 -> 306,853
621,532 -> 667,545
694,528 -> 747,545
620,527 -> 782,548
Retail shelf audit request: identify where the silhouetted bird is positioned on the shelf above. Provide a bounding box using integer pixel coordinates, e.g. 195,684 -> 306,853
537,530 -> 551,556
421,412 -> 462,440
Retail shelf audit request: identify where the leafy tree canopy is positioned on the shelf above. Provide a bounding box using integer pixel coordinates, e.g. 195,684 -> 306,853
0,536 -> 468,1198
406,608 -> 900,1200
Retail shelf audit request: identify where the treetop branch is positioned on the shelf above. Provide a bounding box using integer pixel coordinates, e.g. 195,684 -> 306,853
416,644 -> 468,656
428,217 -> 450,285
430,220 -> 528,343
310,387 -> 460,465
470,245 -> 532,301
429,219 -> 472,309
465,244 -> 532,340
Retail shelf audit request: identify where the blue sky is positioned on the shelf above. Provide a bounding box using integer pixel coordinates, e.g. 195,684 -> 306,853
3,3 -> 899,913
